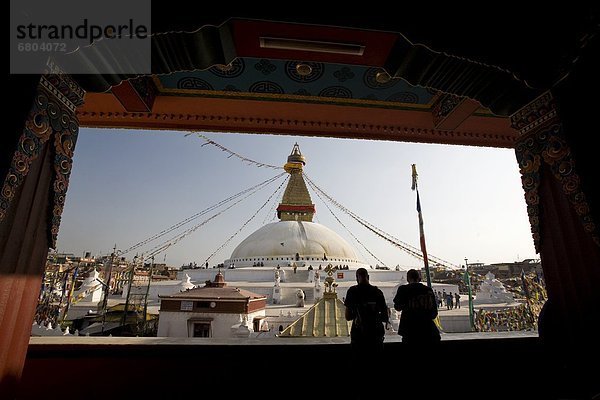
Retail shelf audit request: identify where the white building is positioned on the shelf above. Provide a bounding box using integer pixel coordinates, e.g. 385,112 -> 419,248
157,272 -> 267,338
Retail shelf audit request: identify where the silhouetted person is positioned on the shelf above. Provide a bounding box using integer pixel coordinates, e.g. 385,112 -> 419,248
393,269 -> 440,345
393,269 -> 441,396
344,268 -> 389,399
345,269 -> 389,354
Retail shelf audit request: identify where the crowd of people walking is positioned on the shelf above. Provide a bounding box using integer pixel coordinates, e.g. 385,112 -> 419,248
435,290 -> 461,310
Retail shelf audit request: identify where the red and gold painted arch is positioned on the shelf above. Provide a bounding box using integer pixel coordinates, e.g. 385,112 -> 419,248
2,14 -> 599,398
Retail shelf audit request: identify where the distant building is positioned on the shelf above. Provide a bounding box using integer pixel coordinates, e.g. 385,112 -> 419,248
469,259 -> 542,279
146,263 -> 178,279
157,272 -> 267,338
47,252 -> 76,264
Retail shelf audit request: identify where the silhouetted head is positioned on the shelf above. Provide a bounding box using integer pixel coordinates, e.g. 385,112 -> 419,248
356,267 -> 369,284
407,269 -> 422,283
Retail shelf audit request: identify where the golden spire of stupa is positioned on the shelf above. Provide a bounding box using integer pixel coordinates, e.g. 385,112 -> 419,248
277,143 -> 315,222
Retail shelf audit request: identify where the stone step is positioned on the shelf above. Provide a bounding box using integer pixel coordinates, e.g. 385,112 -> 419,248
304,289 -> 315,303
279,268 -> 309,283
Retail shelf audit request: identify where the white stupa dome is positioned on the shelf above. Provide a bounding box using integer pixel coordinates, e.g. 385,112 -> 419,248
225,221 -> 366,269
223,145 -> 367,270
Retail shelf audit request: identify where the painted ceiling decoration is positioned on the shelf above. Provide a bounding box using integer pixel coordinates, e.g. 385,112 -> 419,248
70,18 -> 541,116
157,58 -> 435,108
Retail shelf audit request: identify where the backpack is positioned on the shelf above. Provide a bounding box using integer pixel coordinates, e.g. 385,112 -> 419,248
354,300 -> 384,337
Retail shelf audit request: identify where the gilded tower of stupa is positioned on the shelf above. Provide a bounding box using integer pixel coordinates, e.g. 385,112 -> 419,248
276,143 -> 315,222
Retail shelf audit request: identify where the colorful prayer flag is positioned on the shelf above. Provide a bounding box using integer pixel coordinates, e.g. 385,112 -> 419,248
411,164 -> 418,191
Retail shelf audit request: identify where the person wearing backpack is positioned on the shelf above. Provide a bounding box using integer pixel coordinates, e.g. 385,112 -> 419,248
344,268 -> 390,359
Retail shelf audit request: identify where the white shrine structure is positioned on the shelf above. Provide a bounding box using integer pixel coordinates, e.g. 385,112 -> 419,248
473,272 -> 515,304
72,268 -> 103,303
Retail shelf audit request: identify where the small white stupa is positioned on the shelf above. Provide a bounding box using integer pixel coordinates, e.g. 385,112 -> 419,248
73,268 -> 103,303
231,314 -> 253,338
179,274 -> 195,292
473,272 -> 515,304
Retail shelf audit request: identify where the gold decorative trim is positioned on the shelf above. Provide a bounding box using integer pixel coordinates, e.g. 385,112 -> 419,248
77,110 -> 516,146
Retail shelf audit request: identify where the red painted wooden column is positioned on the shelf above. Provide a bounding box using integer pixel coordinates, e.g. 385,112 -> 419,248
0,75 -> 84,396
512,91 -> 600,345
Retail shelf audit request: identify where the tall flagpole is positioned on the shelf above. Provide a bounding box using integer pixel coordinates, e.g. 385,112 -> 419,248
413,164 -> 443,333
412,164 -> 432,288
464,258 -> 475,330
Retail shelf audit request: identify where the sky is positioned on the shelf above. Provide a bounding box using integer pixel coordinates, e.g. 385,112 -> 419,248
57,127 -> 537,269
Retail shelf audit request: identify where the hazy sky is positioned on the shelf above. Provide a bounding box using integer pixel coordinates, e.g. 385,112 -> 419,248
57,128 -> 537,269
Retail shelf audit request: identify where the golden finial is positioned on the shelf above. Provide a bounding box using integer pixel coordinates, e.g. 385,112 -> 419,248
284,143 -> 306,173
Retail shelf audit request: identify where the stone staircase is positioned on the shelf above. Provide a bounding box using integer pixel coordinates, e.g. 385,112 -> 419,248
280,268 -> 309,283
